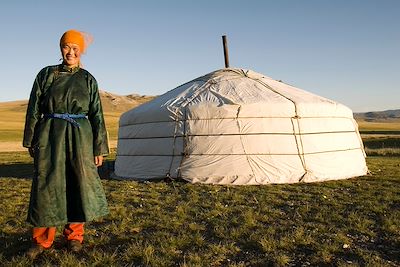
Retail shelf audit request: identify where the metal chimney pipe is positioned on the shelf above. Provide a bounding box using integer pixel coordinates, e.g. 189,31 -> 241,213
222,35 -> 230,68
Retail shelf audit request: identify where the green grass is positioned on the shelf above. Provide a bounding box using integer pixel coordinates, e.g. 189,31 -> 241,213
362,137 -> 400,156
364,148 -> 400,157
363,137 -> 400,147
0,152 -> 399,266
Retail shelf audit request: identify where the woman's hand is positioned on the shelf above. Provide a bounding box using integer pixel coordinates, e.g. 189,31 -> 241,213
94,155 -> 103,167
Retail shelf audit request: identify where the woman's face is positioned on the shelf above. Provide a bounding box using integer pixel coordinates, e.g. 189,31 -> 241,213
61,43 -> 81,67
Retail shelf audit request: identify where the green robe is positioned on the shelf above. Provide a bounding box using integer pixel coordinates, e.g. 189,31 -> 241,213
23,64 -> 109,227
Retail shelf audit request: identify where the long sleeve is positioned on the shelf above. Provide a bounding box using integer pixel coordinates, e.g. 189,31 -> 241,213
87,75 -> 109,156
23,71 -> 45,148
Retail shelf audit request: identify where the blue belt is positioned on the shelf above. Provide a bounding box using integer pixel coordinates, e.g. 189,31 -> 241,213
44,113 -> 87,127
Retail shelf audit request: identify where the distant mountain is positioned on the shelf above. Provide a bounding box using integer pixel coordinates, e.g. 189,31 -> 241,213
99,90 -> 155,113
354,109 -> 400,121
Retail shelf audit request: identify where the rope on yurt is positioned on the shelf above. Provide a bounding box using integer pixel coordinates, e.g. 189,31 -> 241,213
117,147 -> 362,157
247,77 -> 309,177
117,130 -> 358,140
235,105 -> 259,183
174,79 -> 217,179
290,116 -> 307,171
119,115 -> 358,128
351,118 -> 367,158
230,68 -> 307,181
294,116 -> 309,182
166,107 -> 181,180
176,107 -> 188,179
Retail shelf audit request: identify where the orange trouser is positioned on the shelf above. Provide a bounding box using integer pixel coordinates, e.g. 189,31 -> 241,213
33,223 -> 84,248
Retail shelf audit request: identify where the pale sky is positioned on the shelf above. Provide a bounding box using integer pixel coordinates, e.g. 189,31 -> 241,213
0,0 -> 399,112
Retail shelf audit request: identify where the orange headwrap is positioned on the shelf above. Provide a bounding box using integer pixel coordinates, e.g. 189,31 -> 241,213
60,29 -> 92,53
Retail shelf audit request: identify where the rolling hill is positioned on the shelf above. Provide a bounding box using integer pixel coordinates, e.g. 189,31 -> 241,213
99,90 -> 155,112
0,91 -> 155,151
354,109 -> 400,132
4,90 -> 155,114
354,109 -> 400,121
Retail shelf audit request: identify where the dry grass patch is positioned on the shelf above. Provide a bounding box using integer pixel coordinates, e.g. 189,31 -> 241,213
356,118 -> 400,131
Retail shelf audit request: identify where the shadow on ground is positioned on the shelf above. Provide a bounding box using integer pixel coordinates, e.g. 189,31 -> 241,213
0,160 -> 115,180
0,163 -> 33,179
0,230 -> 32,259
98,160 -> 115,179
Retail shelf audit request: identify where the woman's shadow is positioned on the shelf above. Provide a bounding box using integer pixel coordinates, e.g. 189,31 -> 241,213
0,160 -> 115,179
0,162 -> 34,179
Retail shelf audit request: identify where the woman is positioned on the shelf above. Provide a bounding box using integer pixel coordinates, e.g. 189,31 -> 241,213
23,29 -> 109,259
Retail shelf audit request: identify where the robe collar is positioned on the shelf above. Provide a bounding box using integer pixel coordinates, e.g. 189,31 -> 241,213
59,64 -> 80,73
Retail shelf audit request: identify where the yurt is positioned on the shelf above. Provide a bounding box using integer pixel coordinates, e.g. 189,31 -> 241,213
114,68 -> 368,185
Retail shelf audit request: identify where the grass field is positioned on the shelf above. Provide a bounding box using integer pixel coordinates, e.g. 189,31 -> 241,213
0,150 -> 399,266
0,101 -> 26,143
1,101 -> 399,265
0,96 -> 151,148
357,119 -> 400,132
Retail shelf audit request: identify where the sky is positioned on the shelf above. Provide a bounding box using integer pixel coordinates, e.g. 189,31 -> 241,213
0,0 -> 399,112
